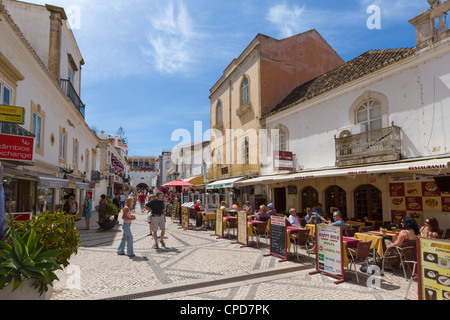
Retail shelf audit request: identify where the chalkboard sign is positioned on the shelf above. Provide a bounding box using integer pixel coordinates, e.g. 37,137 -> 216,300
266,216 -> 287,262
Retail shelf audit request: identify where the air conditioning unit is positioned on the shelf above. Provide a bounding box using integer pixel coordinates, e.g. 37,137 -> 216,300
337,124 -> 366,139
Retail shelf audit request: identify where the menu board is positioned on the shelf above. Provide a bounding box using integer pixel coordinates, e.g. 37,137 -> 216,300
268,216 -> 287,261
181,206 -> 190,230
418,238 -> 450,300
215,209 -> 224,238
316,224 -> 344,279
389,177 -> 450,225
236,211 -> 248,247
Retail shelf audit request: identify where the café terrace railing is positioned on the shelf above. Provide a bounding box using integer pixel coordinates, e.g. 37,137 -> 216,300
60,79 -> 86,118
335,125 -> 402,167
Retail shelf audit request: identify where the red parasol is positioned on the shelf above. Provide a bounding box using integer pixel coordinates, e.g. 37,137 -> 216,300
162,179 -> 195,188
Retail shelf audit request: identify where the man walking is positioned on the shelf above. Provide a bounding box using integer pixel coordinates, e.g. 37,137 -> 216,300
144,192 -> 166,249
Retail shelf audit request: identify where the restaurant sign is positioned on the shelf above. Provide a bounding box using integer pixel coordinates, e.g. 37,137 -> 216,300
0,133 -> 34,162
418,237 -> 450,300
236,211 -> 248,247
0,105 -> 25,124
274,151 -> 293,171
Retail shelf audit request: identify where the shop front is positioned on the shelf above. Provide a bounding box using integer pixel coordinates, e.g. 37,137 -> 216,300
236,157 -> 450,230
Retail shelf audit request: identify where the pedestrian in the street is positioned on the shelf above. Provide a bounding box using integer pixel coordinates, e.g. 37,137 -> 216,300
145,195 -> 156,236
112,193 -> 120,224
117,197 -> 136,257
82,194 -> 92,230
119,192 -> 126,210
139,191 -> 147,212
144,192 -> 166,249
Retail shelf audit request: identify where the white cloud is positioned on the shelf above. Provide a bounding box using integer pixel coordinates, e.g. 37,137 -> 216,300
266,2 -> 306,38
142,1 -> 198,75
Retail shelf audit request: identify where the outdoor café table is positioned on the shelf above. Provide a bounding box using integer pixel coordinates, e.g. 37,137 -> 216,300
305,224 -> 316,237
342,237 -> 360,267
203,212 -> 216,228
222,216 -> 237,231
354,230 -> 399,259
346,221 -> 366,232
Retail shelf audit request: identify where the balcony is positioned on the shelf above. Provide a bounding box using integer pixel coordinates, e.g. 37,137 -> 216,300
60,79 -> 85,118
335,125 -> 402,167
207,163 -> 259,182
0,122 -> 35,138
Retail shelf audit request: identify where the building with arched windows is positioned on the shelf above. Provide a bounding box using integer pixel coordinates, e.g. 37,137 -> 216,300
237,1 -> 450,230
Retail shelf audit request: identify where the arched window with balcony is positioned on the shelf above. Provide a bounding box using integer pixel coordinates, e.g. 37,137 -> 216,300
356,99 -> 382,132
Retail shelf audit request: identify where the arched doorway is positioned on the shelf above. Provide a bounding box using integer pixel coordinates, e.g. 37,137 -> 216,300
300,186 -> 318,214
354,184 -> 382,221
325,185 -> 347,218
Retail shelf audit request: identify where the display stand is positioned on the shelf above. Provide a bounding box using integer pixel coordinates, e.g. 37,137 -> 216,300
264,216 -> 288,262
233,211 -> 248,247
309,224 -> 348,284
211,209 -> 223,239
179,206 -> 191,230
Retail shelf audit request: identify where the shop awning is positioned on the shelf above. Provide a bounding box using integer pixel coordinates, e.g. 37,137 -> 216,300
39,176 -> 69,189
206,177 -> 245,190
183,175 -> 204,186
235,157 -> 450,187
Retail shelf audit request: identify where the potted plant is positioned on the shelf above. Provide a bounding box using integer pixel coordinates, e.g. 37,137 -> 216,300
98,199 -> 119,231
0,210 -> 80,300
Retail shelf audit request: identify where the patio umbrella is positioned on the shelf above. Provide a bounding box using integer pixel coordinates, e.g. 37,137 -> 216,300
162,179 -> 195,188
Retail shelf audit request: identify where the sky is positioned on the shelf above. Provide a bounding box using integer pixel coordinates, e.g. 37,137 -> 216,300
25,0 -> 429,157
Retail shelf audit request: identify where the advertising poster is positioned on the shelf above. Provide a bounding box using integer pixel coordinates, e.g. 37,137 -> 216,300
316,224 -> 344,279
236,211 -> 248,247
181,206 -> 190,230
0,133 -> 34,162
418,238 -> 450,300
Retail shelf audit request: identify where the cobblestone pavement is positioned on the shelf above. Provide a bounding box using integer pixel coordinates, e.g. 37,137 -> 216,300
51,209 -> 418,301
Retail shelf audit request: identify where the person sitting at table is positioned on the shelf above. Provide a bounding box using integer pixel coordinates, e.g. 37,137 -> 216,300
385,216 -> 419,250
255,205 -> 269,221
243,201 -> 253,214
327,211 -> 346,230
267,203 -> 277,217
232,201 -> 239,209
420,217 -> 440,238
305,207 -> 328,224
288,208 -> 304,229
219,201 -> 229,216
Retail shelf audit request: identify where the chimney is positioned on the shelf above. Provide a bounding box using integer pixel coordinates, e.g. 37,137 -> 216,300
409,0 -> 450,50
46,5 -> 67,81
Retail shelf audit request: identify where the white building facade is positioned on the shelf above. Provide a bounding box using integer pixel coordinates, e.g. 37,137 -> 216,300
237,1 -> 450,229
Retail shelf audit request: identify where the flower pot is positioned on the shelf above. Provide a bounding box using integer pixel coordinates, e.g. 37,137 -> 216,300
0,280 -> 53,300
98,220 -> 117,231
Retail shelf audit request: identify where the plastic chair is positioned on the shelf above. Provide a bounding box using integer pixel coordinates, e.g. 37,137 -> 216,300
347,241 -> 372,284
291,229 -> 311,261
402,246 -> 417,300
252,221 -> 268,248
226,219 -> 238,239
345,228 -> 356,237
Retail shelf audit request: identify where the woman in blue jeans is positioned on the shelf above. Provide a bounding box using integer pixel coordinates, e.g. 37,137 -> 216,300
117,197 -> 136,257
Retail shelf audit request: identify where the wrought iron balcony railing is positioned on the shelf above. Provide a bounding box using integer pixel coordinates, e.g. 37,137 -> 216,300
335,125 -> 402,167
60,79 -> 85,118
0,122 -> 35,138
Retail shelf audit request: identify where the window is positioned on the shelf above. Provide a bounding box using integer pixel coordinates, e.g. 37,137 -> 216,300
32,113 -> 42,149
0,82 -> 12,106
68,67 -> 75,84
216,102 -> 223,124
301,186 -> 318,213
356,100 -> 382,132
85,149 -> 90,173
73,139 -> 79,168
59,128 -> 67,162
241,77 -> 250,107
275,127 -> 288,152
242,137 -> 249,165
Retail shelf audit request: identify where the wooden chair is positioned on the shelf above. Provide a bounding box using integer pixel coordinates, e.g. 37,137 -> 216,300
345,228 -> 356,237
347,241 -> 373,284
252,221 -> 268,248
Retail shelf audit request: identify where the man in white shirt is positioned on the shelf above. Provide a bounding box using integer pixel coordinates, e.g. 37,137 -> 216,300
288,208 -> 304,228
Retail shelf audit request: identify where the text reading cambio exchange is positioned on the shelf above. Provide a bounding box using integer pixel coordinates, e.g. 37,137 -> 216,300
180,304 -> 270,317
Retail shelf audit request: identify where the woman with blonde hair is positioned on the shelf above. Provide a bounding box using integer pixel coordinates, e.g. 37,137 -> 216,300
117,197 -> 136,257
